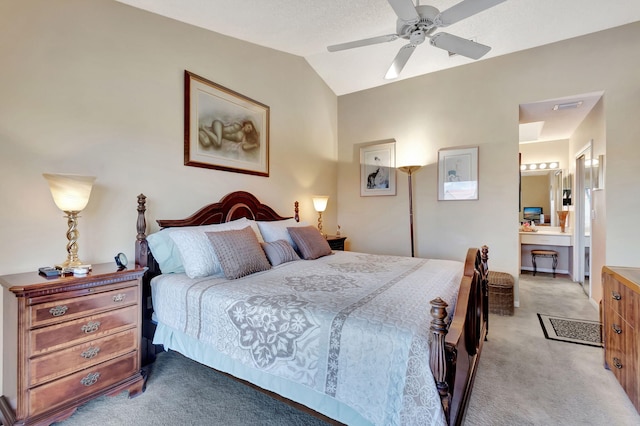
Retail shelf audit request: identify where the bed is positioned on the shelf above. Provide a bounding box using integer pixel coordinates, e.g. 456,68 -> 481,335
134,191 -> 489,425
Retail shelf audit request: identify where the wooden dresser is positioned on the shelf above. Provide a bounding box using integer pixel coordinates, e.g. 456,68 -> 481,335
602,266 -> 640,413
0,264 -> 147,425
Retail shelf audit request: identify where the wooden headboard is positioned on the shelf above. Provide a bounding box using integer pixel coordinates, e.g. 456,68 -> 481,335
135,190 -> 299,270
135,190 -> 299,364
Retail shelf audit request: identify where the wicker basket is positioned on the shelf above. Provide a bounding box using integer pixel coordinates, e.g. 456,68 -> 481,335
488,271 -> 514,316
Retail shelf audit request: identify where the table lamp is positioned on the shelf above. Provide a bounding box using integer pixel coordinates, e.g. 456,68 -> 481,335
312,196 -> 329,236
43,173 -> 96,270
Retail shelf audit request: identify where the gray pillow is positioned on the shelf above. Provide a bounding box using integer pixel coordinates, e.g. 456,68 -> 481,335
261,239 -> 300,266
206,227 -> 271,279
287,226 -> 332,260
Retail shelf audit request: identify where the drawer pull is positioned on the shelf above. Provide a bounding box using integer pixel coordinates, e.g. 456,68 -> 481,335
612,324 -> 622,334
80,372 -> 101,386
611,291 -> 622,301
80,346 -> 101,359
81,321 -> 101,333
612,357 -> 623,369
113,293 -> 126,302
49,305 -> 68,317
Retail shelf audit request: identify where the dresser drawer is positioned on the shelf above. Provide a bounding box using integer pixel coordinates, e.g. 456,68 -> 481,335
28,352 -> 138,417
604,310 -> 638,402
30,284 -> 139,328
29,305 -> 138,356
29,329 -> 138,387
604,276 -> 637,327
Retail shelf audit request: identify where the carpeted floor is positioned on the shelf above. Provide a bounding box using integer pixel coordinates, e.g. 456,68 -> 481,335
464,272 -> 639,426
55,272 -> 640,426
55,349 -> 329,426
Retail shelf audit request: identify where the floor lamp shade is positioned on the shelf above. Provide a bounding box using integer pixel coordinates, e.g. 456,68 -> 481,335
43,173 -> 96,269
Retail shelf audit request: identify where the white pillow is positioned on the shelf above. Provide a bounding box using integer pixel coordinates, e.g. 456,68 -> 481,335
168,218 -> 252,278
245,219 -> 265,243
257,219 -> 308,251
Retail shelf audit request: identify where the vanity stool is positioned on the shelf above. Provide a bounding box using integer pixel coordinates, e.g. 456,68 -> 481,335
488,271 -> 515,316
531,249 -> 558,277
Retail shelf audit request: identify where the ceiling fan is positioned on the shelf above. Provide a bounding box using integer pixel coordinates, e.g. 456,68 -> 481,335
327,0 -> 507,79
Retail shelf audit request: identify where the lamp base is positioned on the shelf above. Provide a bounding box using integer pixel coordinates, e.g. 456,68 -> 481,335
55,261 -> 92,271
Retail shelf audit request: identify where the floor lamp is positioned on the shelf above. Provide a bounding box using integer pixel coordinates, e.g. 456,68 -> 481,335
398,165 -> 422,257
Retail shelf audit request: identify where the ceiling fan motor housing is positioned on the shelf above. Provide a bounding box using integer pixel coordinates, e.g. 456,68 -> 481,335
396,5 -> 439,40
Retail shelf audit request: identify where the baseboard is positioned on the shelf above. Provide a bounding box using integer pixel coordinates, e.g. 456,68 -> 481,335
520,266 -> 569,275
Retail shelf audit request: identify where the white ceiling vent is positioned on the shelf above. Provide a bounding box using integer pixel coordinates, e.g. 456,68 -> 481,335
552,101 -> 583,111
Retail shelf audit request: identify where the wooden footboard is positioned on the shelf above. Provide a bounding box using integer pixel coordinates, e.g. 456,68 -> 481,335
430,246 -> 489,425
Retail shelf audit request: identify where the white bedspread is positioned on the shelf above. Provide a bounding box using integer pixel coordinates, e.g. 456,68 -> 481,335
151,251 -> 463,426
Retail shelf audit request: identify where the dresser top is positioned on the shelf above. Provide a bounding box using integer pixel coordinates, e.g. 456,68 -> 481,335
0,263 -> 146,297
603,266 -> 640,294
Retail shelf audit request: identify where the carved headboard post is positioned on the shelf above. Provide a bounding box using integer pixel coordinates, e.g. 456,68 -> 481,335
294,201 -> 299,222
135,193 -> 148,268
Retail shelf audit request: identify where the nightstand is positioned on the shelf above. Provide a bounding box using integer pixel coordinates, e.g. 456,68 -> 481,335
0,263 -> 147,426
326,235 -> 347,251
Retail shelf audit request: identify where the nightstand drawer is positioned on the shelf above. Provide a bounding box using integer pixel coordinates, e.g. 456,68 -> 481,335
30,283 -> 139,328
28,352 -> 138,417
29,329 -> 138,387
30,305 -> 138,356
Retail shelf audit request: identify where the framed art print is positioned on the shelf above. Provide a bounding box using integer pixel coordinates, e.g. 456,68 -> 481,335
184,70 -> 269,176
438,146 -> 479,200
360,140 -> 396,196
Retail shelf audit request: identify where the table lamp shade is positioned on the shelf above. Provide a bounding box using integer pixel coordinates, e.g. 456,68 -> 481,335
312,196 -> 329,212
43,174 -> 96,212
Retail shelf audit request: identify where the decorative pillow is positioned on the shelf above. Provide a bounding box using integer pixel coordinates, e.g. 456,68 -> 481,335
257,219 -> 308,251
260,239 -> 300,266
167,218 -> 252,278
287,226 -> 332,260
206,227 -> 271,279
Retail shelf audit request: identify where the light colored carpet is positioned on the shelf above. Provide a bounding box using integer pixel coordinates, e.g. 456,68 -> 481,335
56,273 -> 640,425
464,272 -> 640,426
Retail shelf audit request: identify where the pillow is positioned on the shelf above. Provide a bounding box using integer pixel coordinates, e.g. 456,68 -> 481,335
147,229 -> 185,274
257,219 -> 309,251
245,219 -> 265,243
206,227 -> 271,279
287,226 -> 332,260
261,240 -> 300,266
167,218 -> 252,278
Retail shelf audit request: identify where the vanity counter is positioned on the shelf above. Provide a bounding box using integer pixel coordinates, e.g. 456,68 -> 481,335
520,228 -> 573,246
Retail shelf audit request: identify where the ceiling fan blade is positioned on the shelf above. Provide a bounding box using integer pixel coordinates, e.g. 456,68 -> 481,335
385,44 -> 416,80
430,32 -> 491,59
437,0 -> 507,27
387,0 -> 420,23
327,34 -> 398,52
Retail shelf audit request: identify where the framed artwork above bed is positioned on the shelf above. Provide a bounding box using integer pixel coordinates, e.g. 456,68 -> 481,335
184,70 -> 270,176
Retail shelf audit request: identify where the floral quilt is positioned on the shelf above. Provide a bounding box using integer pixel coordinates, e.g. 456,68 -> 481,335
151,251 -> 463,425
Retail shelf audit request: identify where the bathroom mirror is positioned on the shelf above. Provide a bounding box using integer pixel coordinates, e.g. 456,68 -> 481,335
520,168 -> 569,226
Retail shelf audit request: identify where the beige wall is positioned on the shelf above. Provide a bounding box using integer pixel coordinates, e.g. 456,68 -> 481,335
0,0 -> 337,397
338,23 -> 640,307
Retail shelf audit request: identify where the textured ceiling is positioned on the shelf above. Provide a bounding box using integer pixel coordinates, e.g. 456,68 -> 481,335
115,0 -> 640,95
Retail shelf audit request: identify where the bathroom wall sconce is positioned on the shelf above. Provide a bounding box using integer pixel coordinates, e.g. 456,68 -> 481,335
43,173 -> 96,270
520,161 -> 560,171
312,196 -> 329,236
